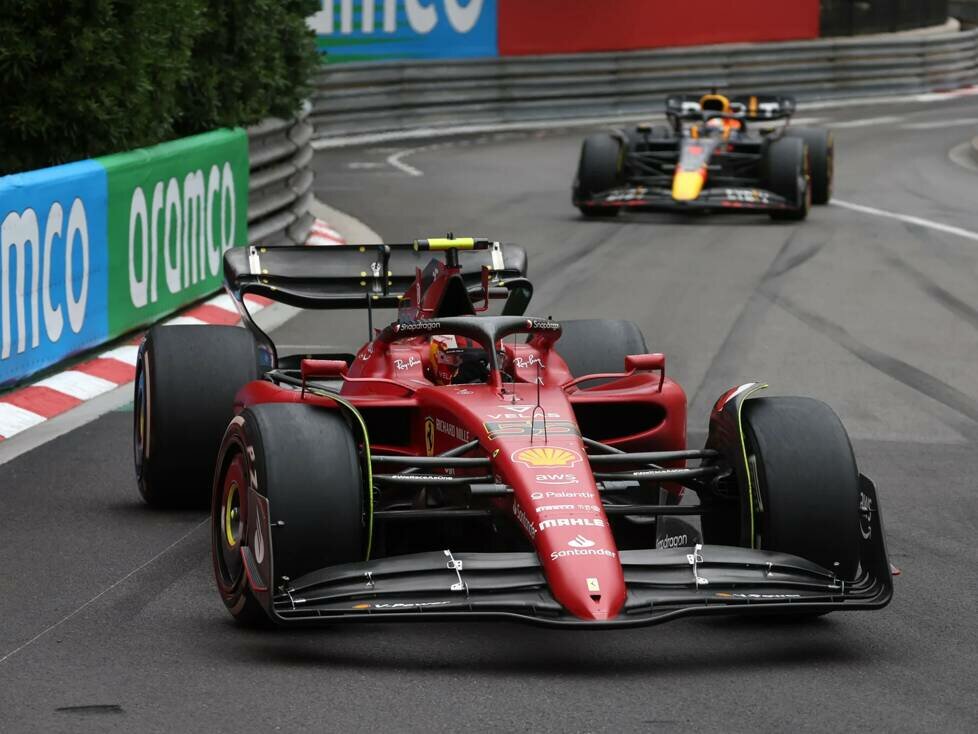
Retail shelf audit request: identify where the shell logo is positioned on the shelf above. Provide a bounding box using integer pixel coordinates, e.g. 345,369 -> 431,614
512,446 -> 582,468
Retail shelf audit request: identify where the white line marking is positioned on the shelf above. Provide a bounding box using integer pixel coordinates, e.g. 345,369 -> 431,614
98,345 -> 140,366
34,371 -> 117,400
901,117 -> 978,130
0,403 -> 47,437
0,519 -> 208,665
347,162 -> 386,169
386,148 -> 424,176
828,116 -> 903,129
164,315 -> 208,326
207,294 -> 240,313
948,140 -> 978,172
832,199 -> 978,243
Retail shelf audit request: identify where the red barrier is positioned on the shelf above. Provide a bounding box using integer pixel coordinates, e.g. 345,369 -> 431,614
497,1 -> 820,56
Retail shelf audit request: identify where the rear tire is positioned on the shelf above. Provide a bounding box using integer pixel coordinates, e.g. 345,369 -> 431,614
741,396 -> 861,580
763,137 -> 810,221
212,404 -> 365,625
785,127 -> 833,204
574,134 -> 622,218
134,325 -> 259,508
554,319 -> 647,377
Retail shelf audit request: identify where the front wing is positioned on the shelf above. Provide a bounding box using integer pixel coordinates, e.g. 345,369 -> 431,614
576,185 -> 797,213
250,477 -> 892,628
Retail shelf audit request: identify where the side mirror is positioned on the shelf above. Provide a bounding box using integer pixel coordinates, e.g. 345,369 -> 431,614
301,359 -> 348,382
625,353 -> 665,391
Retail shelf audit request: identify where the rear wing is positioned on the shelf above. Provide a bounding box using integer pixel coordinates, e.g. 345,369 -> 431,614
223,242 -> 527,311
665,94 -> 796,121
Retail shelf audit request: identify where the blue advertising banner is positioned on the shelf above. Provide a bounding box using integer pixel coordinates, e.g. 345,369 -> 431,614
309,0 -> 497,62
0,161 -> 110,386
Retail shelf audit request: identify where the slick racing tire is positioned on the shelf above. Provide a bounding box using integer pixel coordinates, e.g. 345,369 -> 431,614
763,137 -> 811,221
134,325 -> 260,508
212,404 -> 365,626
785,127 -> 833,204
740,396 -> 861,582
554,319 -> 647,377
575,133 -> 622,218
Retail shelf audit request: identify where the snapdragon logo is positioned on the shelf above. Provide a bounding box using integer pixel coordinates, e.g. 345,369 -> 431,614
1,200 -> 90,359
311,0 -> 486,35
127,163 -> 237,309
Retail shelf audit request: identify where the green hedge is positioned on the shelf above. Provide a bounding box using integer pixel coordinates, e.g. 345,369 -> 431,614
0,0 -> 320,175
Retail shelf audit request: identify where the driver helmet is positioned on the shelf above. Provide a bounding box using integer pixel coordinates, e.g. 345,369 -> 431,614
429,334 -> 463,385
699,93 -> 731,113
705,117 -> 726,131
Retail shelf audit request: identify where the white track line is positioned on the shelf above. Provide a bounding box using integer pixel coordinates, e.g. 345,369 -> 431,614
0,403 -> 46,435
386,148 -> 424,176
34,371 -> 117,400
901,117 -> 978,130
832,199 -> 978,243
828,116 -> 903,129
98,345 -> 140,365
0,519 -> 208,665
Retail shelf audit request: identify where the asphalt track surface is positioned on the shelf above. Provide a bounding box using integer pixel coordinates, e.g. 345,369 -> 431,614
3,97 -> 978,733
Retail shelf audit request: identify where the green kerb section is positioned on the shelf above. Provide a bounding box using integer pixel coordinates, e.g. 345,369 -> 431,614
97,129 -> 249,337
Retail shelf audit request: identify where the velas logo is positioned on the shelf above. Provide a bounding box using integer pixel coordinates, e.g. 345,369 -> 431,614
127,162 -> 239,309
512,446 -> 582,468
311,0 -> 487,35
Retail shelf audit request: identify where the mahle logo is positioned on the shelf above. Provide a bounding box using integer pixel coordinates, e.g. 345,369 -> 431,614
127,162 -> 238,309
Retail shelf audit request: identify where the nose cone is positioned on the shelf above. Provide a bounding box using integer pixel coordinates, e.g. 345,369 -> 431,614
536,525 -> 626,621
672,170 -> 705,201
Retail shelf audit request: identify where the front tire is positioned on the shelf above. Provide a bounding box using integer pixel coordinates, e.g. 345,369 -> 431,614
574,134 -> 622,218
212,404 -> 366,625
763,137 -> 811,221
135,325 -> 259,508
785,127 -> 833,204
740,396 -> 861,580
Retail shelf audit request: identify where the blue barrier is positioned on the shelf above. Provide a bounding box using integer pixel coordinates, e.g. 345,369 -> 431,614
0,161 -> 110,386
310,0 -> 498,61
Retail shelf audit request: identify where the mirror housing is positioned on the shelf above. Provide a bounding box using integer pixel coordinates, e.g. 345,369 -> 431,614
301,359 -> 348,382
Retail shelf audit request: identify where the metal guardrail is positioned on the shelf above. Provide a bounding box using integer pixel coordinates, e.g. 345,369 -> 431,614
246,106 -> 315,246
311,29 -> 978,139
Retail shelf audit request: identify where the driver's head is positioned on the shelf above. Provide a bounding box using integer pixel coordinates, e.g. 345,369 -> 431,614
699,93 -> 730,114
429,335 -> 463,385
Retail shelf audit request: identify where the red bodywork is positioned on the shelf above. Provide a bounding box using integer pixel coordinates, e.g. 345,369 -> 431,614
234,260 -> 686,622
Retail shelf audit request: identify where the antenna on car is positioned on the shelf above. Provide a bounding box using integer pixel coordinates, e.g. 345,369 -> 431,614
530,363 -> 547,445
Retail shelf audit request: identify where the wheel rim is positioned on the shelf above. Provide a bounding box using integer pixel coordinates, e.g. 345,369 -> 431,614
215,452 -> 247,589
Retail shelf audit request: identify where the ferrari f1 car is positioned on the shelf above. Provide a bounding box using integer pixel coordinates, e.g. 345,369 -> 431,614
133,238 -> 890,627
573,93 -> 834,221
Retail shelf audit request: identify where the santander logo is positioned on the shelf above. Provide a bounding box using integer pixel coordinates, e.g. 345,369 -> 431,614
568,535 -> 595,548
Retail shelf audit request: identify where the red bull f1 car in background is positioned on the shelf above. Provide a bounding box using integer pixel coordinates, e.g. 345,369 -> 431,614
573,92 -> 834,221
133,237 -> 890,627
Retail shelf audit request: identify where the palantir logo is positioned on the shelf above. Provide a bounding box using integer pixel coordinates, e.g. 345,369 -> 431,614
568,535 -> 595,549
1,200 -> 90,360
311,0 -> 485,35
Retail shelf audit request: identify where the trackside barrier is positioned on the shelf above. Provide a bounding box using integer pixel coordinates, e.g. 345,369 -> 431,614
310,28 -> 978,139
1,115 -> 316,388
246,107 -> 316,247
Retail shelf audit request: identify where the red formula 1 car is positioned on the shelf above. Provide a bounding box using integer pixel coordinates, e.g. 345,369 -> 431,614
133,238 -> 891,627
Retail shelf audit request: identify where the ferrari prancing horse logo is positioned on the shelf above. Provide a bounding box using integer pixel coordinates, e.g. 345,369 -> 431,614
424,417 -> 435,456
